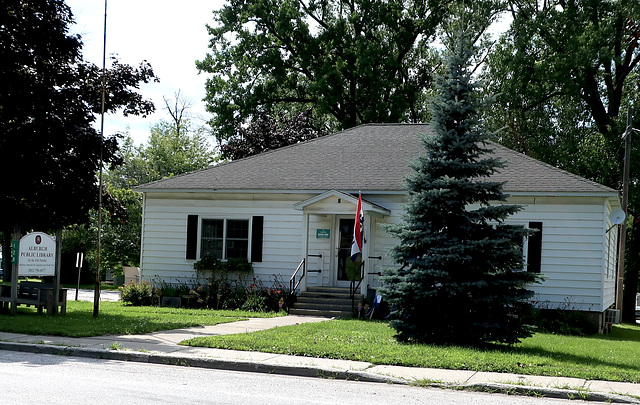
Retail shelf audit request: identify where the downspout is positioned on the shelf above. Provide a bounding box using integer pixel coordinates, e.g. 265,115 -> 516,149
301,212 -> 309,292
139,192 -> 147,282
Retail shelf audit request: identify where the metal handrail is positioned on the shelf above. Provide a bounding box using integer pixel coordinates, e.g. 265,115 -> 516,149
350,261 -> 365,307
290,258 -> 306,294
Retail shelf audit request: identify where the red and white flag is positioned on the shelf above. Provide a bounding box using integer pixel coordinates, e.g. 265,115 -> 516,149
350,193 -> 364,261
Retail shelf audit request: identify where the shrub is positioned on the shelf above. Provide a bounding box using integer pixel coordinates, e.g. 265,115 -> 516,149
147,275 -> 296,313
120,281 -> 153,306
523,308 -> 599,336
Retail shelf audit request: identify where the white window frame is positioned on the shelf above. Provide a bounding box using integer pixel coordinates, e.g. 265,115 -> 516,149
505,221 -> 543,273
198,217 -> 252,261
492,221 -> 533,272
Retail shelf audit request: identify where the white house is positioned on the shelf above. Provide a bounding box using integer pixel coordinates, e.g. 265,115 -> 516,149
135,124 -> 621,325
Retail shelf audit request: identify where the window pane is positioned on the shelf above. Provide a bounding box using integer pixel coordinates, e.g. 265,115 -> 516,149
202,219 -> 223,238
227,220 -> 248,239
226,219 -> 249,259
201,239 -> 223,259
201,219 -> 224,259
226,239 -> 248,259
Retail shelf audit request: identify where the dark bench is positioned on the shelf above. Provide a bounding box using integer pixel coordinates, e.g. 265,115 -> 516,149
0,282 -> 67,314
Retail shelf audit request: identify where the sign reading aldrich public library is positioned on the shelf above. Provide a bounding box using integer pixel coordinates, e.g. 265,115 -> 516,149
18,232 -> 56,276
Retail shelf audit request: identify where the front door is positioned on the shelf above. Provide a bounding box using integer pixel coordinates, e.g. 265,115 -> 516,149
335,217 -> 362,287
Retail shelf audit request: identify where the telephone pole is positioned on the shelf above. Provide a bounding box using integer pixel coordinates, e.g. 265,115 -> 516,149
616,108 -> 634,315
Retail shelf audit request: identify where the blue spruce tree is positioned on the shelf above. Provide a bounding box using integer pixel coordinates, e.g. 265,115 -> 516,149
379,31 -> 539,345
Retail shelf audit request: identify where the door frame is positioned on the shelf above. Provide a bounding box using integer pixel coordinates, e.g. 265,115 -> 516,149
333,215 -> 358,288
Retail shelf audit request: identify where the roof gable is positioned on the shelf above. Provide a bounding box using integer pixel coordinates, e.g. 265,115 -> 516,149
136,124 -> 616,195
293,190 -> 390,215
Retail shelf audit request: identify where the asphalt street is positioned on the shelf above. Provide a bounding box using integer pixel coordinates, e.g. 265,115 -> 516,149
1,351 -> 610,405
0,289 -> 637,403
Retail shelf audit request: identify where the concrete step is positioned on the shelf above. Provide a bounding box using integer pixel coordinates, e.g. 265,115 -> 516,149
294,301 -> 353,311
292,287 -> 361,318
289,308 -> 353,318
304,287 -> 363,301
296,295 -> 358,303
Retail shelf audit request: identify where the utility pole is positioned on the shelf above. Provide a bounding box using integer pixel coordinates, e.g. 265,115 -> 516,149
616,108 -> 633,314
94,0 -> 108,317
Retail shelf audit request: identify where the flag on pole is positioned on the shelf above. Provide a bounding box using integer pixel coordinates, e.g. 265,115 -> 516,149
350,193 -> 364,261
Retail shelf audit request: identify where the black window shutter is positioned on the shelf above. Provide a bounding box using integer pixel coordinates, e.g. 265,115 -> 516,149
251,216 -> 264,262
186,215 -> 199,260
527,222 -> 543,273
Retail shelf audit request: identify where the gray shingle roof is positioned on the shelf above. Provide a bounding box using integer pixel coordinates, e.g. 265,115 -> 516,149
136,123 -> 616,195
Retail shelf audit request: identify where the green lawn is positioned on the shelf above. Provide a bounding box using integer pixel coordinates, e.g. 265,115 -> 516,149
3,302 -> 639,383
0,301 -> 280,337
182,319 -> 640,383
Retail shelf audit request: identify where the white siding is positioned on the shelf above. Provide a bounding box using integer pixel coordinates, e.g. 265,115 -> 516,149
140,193 -> 313,285
367,195 -> 406,289
140,191 -> 617,313
602,200 -> 619,310
366,195 -> 615,312
507,198 -> 612,312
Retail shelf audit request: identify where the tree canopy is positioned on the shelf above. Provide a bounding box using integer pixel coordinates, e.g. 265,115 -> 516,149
485,0 -> 640,184
483,0 -> 640,321
0,0 -> 155,234
196,0 -> 453,143
220,109 -> 327,160
0,0 -> 158,234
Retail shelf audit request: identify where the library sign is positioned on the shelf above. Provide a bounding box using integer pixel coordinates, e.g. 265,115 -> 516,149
18,232 -> 56,276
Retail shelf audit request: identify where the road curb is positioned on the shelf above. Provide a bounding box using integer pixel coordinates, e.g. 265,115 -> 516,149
1,340 -> 638,403
0,341 -> 401,384
448,382 -> 640,404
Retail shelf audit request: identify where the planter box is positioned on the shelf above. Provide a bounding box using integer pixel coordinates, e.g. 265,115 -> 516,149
160,296 -> 181,308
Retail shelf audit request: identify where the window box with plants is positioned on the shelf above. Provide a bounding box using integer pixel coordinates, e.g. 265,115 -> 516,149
194,255 -> 254,282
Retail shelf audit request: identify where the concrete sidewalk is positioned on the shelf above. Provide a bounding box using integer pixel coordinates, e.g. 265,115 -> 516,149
0,314 -> 638,403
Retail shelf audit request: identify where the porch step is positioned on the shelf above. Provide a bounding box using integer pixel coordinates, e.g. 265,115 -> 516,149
290,287 -> 364,318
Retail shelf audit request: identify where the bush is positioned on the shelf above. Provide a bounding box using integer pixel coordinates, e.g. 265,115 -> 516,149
120,281 -> 153,306
149,274 -> 295,313
523,308 -> 599,336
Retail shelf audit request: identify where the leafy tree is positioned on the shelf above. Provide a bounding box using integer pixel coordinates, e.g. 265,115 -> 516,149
221,109 -> 327,160
483,0 -> 640,321
71,120 -> 217,278
380,30 -> 538,346
196,0 -> 452,142
95,186 -> 142,272
0,0 -> 158,236
106,120 -> 216,188
140,120 -> 216,181
102,136 -> 151,190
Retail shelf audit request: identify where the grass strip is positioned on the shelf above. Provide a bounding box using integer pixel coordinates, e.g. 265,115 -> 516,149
182,319 -> 640,383
0,301 -> 279,337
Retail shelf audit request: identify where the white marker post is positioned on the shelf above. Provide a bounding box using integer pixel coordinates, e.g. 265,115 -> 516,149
75,252 -> 84,301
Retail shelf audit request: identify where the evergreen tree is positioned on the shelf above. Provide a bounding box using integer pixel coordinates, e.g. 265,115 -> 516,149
379,31 -> 539,346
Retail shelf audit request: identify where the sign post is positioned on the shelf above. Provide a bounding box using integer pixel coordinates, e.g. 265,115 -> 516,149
75,252 -> 84,301
10,225 -> 20,315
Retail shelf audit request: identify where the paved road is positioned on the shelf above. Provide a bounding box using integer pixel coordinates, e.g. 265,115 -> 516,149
0,351 -> 604,405
69,288 -> 120,302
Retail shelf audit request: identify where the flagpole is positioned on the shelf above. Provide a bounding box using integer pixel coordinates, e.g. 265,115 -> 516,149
94,0 -> 108,317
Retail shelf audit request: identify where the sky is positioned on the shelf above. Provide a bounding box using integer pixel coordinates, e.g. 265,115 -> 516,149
66,0 -> 225,145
